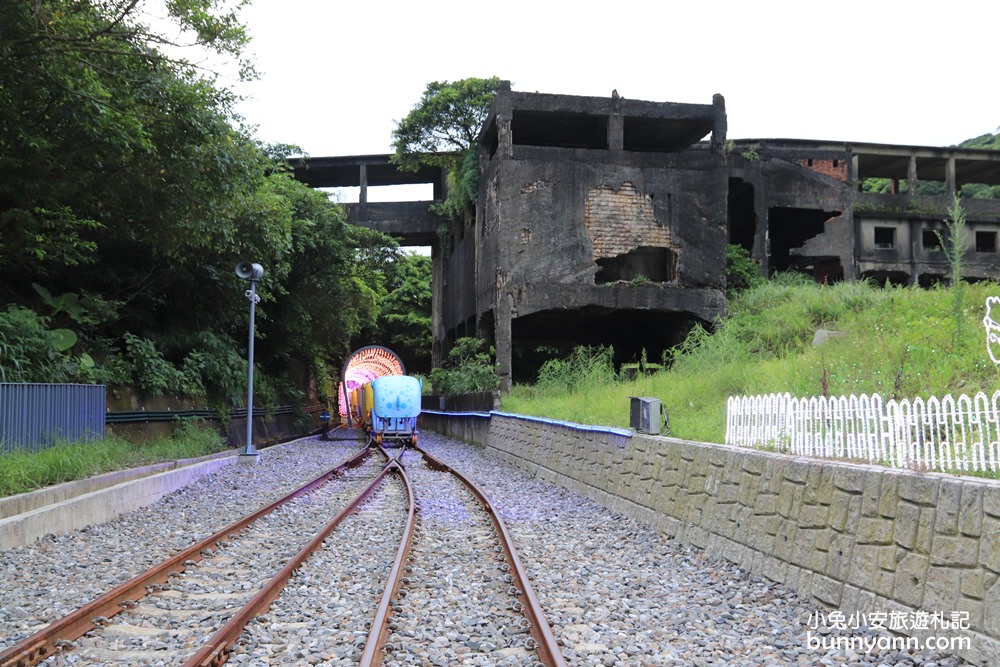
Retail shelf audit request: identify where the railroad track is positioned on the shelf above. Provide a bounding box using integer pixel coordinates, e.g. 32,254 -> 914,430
0,440 -> 566,667
372,445 -> 564,667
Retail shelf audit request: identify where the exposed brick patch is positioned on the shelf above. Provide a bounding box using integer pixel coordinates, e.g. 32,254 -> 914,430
796,158 -> 848,182
584,181 -> 671,260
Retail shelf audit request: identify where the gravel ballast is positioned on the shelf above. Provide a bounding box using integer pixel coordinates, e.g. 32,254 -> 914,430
0,432 -> 973,666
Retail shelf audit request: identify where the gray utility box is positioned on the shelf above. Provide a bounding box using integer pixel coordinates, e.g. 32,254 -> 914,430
629,396 -> 663,434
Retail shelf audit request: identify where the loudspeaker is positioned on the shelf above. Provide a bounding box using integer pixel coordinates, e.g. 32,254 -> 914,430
235,261 -> 264,280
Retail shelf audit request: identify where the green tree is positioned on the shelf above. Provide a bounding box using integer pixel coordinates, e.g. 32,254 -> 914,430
255,172 -> 398,373
358,253 -> 433,372
959,132 -> 1000,151
429,337 -> 498,396
0,0 -> 255,288
0,0 -> 401,414
391,77 -> 503,223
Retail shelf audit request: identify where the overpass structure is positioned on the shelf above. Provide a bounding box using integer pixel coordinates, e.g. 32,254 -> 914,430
290,154 -> 446,246
291,83 -> 1000,389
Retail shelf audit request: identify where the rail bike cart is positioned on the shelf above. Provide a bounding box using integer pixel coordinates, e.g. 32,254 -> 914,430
369,375 -> 422,446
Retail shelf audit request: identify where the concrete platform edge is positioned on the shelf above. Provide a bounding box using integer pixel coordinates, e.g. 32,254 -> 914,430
0,439 -> 308,551
0,450 -> 234,521
0,455 -> 236,551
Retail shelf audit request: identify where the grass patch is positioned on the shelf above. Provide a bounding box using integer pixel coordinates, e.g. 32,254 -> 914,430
503,278 -> 1000,445
0,419 -> 230,497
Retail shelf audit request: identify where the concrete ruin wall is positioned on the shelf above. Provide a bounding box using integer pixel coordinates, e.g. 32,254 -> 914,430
483,155 -> 727,300
731,140 -> 1000,286
466,88 -> 730,384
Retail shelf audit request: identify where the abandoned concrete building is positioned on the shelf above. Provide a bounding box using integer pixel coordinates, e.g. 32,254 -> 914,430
293,82 -> 1000,388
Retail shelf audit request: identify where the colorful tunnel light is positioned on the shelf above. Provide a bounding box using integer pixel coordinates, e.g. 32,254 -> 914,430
339,346 -> 406,424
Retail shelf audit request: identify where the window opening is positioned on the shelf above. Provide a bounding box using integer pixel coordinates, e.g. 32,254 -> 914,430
512,110 -> 607,149
922,230 -> 942,251
874,227 -> 895,250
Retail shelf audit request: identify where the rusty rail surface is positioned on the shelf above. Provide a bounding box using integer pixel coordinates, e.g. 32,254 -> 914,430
185,459 -> 399,667
415,445 -> 568,667
0,445 -> 372,667
359,445 -> 416,667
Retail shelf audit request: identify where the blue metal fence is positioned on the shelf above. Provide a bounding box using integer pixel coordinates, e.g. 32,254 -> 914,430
0,383 -> 106,454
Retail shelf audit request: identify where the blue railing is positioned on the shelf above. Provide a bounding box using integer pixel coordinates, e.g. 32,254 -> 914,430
0,383 -> 106,454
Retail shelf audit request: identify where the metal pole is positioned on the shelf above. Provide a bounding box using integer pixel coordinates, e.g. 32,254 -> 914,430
243,279 -> 259,457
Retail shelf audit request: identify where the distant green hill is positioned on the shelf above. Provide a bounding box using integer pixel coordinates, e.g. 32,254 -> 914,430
959,132 -> 1000,150
503,276 -> 1000,444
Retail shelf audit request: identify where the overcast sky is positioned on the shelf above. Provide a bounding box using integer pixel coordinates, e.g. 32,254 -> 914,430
223,0 -> 998,160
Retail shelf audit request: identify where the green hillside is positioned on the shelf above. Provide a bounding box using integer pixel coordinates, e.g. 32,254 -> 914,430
502,276 -> 1000,444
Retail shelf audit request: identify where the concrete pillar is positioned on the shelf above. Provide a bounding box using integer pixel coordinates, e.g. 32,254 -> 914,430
608,99 -> 623,151
907,156 -> 918,195
430,243 -> 445,370
848,153 -> 861,279
946,156 -> 957,196
712,94 -> 728,155
434,166 -> 446,201
752,172 -> 770,277
496,292 -> 513,394
359,163 -> 368,219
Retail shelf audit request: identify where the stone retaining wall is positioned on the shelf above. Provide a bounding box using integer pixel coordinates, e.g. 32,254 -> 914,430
433,412 -> 1000,665
419,410 -> 491,446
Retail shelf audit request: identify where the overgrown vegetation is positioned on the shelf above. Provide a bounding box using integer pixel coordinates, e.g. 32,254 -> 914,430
936,195 -> 970,347
725,244 -> 765,295
0,0 -> 400,414
429,337 -> 499,396
355,252 -> 433,374
0,419 -> 227,497
504,277 -> 1000,443
390,77 -> 503,225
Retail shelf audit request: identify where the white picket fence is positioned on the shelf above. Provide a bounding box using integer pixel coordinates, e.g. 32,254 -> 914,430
725,391 -> 1000,472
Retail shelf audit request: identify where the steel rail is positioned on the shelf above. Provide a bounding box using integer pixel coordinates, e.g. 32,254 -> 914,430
0,445 -> 372,667
184,459 -> 399,667
358,446 -> 416,666
415,445 -> 568,667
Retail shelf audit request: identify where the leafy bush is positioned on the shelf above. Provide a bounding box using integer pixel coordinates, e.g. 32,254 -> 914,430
725,245 -> 764,295
429,337 -> 498,395
177,331 -> 248,404
122,333 -> 186,395
0,305 -> 86,382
